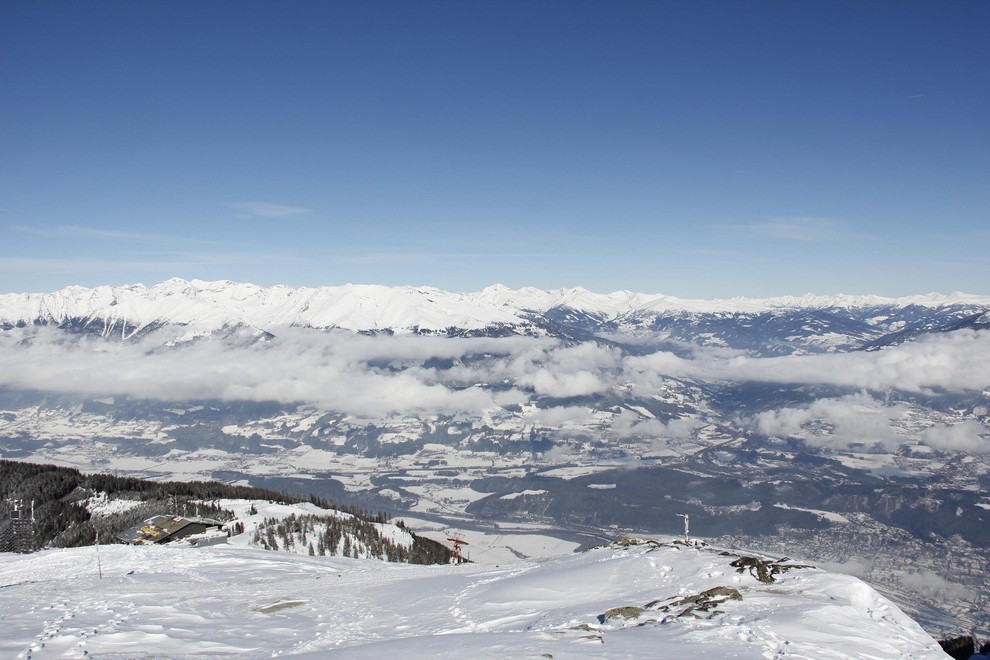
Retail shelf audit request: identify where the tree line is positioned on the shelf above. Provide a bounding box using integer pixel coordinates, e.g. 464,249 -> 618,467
0,459 -> 451,565
251,512 -> 456,564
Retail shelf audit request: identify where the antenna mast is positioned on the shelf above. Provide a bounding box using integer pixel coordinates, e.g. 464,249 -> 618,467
4,499 -> 34,553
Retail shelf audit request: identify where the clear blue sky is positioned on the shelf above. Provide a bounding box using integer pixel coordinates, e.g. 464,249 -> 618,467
1,0 -> 987,297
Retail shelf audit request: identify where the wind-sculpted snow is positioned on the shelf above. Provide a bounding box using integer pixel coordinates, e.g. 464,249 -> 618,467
0,539 -> 947,658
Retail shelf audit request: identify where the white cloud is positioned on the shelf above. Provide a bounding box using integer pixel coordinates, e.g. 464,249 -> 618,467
919,420 -> 988,454
515,342 -> 620,398
0,327 -> 501,418
525,406 -> 595,427
1,324 -> 987,454
750,393 -> 912,452
749,393 -> 990,454
623,330 -> 990,394
14,225 -> 225,246
523,369 -> 608,398
730,217 -> 845,242
610,409 -> 700,442
232,202 -> 312,219
897,570 -> 969,600
819,559 -> 875,579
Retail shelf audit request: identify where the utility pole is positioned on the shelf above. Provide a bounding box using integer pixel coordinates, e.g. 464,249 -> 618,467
676,513 -> 690,544
95,531 -> 103,580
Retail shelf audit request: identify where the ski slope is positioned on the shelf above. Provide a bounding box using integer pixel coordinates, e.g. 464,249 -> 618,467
0,539 -> 946,659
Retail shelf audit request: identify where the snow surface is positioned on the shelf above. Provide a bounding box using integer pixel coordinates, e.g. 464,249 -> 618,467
396,516 -> 580,564
0,539 -> 946,659
81,493 -> 146,518
3,278 -> 988,334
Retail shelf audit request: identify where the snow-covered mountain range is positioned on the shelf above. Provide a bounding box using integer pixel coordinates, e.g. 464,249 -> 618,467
2,278 -> 989,339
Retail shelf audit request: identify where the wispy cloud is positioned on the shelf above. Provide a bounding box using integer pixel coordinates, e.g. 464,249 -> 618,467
0,256 -> 155,275
340,251 -> 563,264
0,251 -> 299,276
15,225 -> 223,245
728,217 -> 845,242
681,247 -> 743,258
231,202 -> 313,219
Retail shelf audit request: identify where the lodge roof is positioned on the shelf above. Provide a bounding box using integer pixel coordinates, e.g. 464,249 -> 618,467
117,515 -> 225,545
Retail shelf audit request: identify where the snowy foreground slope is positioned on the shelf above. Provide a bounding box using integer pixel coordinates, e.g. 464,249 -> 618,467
1,540 -> 945,659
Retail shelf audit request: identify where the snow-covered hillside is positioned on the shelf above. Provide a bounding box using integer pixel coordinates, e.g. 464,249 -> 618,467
0,537 -> 946,659
2,278 -> 988,335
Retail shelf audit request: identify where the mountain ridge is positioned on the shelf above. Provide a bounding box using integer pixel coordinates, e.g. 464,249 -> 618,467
2,278 -> 989,337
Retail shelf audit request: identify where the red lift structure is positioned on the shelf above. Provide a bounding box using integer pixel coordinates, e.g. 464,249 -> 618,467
446,532 -> 469,563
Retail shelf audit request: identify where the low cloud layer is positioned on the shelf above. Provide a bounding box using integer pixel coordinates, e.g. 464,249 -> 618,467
751,393 -> 913,452
1,326 -> 987,451
919,419 -> 987,453
623,329 -> 990,394
750,393 -> 990,454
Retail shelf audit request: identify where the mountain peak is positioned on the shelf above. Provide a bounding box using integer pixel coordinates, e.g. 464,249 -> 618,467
2,280 -> 989,336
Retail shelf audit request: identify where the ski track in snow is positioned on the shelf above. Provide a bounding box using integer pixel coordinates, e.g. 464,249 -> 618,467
1,540 -> 948,659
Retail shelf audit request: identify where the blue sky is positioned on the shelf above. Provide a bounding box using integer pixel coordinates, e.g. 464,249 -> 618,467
1,0 -> 987,297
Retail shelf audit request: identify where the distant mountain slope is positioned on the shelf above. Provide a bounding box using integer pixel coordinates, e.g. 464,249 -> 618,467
2,278 -> 988,352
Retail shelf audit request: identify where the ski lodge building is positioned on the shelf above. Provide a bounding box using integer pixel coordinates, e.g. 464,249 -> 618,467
117,515 -> 227,546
